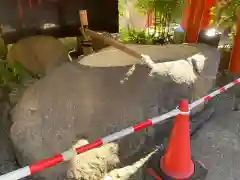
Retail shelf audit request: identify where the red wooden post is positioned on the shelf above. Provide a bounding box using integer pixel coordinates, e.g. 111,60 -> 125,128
229,14 -> 240,74
146,11 -> 153,28
181,0 -> 191,30
184,0 -> 206,43
17,0 -> 23,21
182,0 -> 215,43
201,0 -> 216,29
29,0 -> 33,8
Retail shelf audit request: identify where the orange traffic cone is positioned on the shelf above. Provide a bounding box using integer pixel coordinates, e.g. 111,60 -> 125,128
160,100 -> 194,179
143,99 -> 208,180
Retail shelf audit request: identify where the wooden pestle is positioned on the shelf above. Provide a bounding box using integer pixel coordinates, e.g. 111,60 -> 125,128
83,28 -> 156,69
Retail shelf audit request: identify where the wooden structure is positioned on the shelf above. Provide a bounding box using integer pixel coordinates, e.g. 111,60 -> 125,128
0,0 -> 118,44
182,0 -> 216,43
229,13 -> 240,74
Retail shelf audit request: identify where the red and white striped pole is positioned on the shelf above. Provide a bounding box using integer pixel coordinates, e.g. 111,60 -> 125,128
0,78 -> 240,180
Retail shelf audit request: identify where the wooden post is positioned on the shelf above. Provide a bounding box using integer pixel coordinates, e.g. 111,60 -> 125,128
181,0 -> 216,31
79,10 -> 89,27
229,13 -> 240,74
78,10 -> 94,56
184,0 -> 206,43
146,10 -> 153,28
201,0 -> 216,29
17,0 -> 24,21
181,0 -> 191,31
28,0 -> 33,9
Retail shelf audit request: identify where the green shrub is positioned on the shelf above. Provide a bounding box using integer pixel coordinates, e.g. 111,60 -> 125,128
0,61 -> 39,87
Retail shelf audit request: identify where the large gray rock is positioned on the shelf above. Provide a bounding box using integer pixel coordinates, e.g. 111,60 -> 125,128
10,44 -> 220,180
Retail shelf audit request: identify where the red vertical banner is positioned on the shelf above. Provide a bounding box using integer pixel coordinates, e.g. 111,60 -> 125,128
229,15 -> 240,74
184,0 -> 206,43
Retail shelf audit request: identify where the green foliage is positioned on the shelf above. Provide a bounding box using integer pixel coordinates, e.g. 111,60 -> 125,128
119,28 -> 150,44
0,63 -> 14,86
118,0 -> 183,44
0,39 -> 6,58
130,0 -> 185,42
0,61 -> 39,87
135,0 -> 185,23
118,0 -> 125,17
0,37 -> 39,87
213,0 -> 240,35
119,0 -> 240,45
222,0 -> 240,21
119,27 -> 173,45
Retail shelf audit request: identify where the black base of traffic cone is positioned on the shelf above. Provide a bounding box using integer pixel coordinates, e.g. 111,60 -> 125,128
143,149 -> 208,180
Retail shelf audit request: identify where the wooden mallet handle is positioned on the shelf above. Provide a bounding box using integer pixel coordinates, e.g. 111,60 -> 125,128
84,29 -> 142,59
84,29 -> 155,68
79,10 -> 88,27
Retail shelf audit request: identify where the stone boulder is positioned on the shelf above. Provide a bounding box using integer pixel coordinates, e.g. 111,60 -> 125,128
7,35 -> 69,74
10,43 -> 220,180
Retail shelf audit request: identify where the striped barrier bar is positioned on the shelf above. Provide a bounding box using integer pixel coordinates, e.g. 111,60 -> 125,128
189,78 -> 240,109
0,78 -> 239,180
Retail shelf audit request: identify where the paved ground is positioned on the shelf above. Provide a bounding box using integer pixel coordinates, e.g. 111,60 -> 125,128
191,93 -> 240,180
